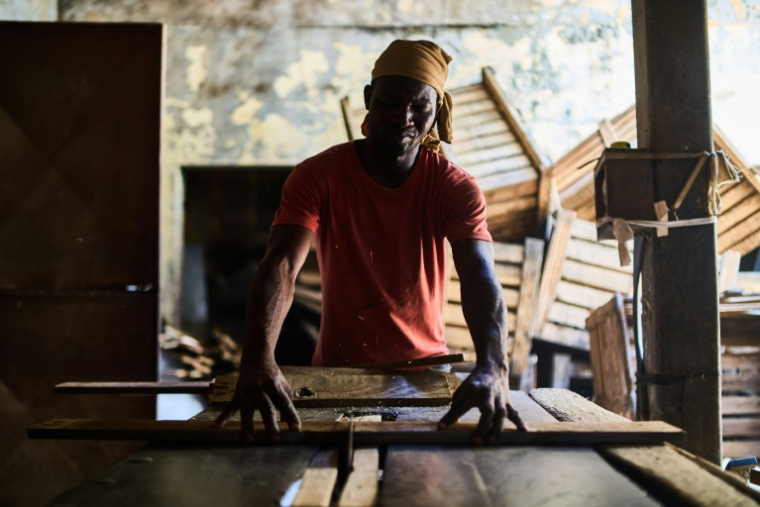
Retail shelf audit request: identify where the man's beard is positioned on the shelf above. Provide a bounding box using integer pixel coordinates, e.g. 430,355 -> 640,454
366,118 -> 419,157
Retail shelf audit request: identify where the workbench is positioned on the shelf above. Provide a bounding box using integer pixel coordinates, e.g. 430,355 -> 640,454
37,372 -> 760,506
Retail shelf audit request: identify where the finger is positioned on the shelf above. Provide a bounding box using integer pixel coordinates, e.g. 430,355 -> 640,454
474,405 -> 495,445
254,391 -> 280,443
213,397 -> 239,429
438,397 -> 473,430
488,406 -> 507,445
270,384 -> 301,431
507,404 -> 527,432
239,392 -> 256,444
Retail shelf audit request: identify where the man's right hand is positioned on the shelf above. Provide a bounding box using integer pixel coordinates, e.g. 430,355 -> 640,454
213,357 -> 301,443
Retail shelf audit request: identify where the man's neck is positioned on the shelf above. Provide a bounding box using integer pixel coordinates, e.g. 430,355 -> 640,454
356,138 -> 420,189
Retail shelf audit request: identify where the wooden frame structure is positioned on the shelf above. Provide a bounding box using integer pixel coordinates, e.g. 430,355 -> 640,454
550,105 -> 760,255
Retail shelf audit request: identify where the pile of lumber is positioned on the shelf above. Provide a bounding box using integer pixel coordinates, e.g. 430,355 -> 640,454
160,326 -> 241,380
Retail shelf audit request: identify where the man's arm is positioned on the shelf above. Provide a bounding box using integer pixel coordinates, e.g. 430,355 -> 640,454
438,238 -> 527,443
214,224 -> 313,442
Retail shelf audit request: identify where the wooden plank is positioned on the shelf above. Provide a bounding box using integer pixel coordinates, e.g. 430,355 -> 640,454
599,445 -> 760,507
482,176 -> 537,201
537,322 -> 590,350
726,225 -> 760,256
293,449 -> 339,507
350,353 -> 474,371
718,250 -> 742,293
452,263 -> 521,287
565,239 -> 633,274
723,440 -> 760,459
380,446 -> 660,507
486,195 -> 536,219
529,388 -> 629,423
718,209 -> 760,252
453,132 -> 517,155
477,168 -> 538,193
718,194 -> 760,235
511,238 -> 544,376
456,143 -> 527,167
535,209 -> 576,331
722,396 -> 760,416
556,280 -> 616,310
446,281 -> 519,307
547,301 -> 589,330
562,259 -> 633,294
211,373 -> 452,407
598,118 -> 619,147
465,156 -> 534,179
29,419 -> 686,445
723,418 -> 760,438
719,181 -> 756,211
338,447 -> 379,507
444,325 -> 474,350
491,241 -> 525,264
455,120 -> 511,143
54,381 -> 212,395
571,217 -> 602,241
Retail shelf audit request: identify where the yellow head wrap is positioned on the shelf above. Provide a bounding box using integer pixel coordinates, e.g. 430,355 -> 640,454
361,39 -> 454,153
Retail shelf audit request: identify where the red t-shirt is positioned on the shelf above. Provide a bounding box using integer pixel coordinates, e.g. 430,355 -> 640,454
272,141 -> 492,366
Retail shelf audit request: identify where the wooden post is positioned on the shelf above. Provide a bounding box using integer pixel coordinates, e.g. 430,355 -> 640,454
632,0 -> 722,462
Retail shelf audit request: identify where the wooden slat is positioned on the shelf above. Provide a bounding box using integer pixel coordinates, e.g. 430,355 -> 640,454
718,250 -> 742,293
350,353 -> 474,371
723,440 -> 760,460
719,181 -> 756,211
446,281 -> 519,306
211,373 -> 452,407
722,418 -> 760,438
28,419 -> 687,445
338,447 -> 379,507
598,118 -> 619,147
529,388 -> 630,423
547,301 -> 589,330
454,99 -> 498,118
556,281 -> 616,310
718,194 -> 760,235
722,396 -> 760,416
535,209 -> 576,331
54,381 -> 212,395
486,196 -> 537,221
565,239 -> 633,274
453,132 -> 517,155
465,155 -> 534,179
456,143 -> 527,167
537,322 -> 590,350
455,120 -> 511,143
562,259 -> 633,294
446,303 -> 516,331
482,176 -> 537,201
293,449 -> 339,507
478,167 -> 538,193
444,325 -> 474,350
718,209 -> 760,252
511,238 -> 545,376
491,241 -> 525,264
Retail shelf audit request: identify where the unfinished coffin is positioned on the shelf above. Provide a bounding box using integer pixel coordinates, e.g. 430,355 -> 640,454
550,105 -> 760,254
342,67 -> 551,243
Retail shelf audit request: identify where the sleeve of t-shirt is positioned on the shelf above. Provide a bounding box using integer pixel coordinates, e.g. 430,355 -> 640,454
271,162 -> 325,233
443,172 -> 493,243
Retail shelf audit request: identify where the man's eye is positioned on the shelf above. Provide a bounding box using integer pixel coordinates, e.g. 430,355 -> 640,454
414,104 -> 432,113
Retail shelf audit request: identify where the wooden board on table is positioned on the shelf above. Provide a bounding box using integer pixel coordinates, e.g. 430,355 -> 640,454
379,446 -> 661,507
293,449 -> 339,507
29,419 -> 686,445
349,353 -> 475,370
211,373 -> 453,407
529,388 -> 760,507
338,447 -> 379,507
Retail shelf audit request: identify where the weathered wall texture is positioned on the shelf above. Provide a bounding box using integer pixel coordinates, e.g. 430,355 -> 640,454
0,0 -> 55,20
5,0 -> 758,323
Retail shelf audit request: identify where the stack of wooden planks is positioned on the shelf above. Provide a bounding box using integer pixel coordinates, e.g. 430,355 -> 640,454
550,105 -> 760,255
341,67 -> 551,243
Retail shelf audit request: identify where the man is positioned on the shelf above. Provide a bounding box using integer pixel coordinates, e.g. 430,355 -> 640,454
214,39 -> 526,444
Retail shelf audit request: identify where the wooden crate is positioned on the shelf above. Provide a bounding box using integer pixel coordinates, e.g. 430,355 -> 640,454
550,105 -> 760,255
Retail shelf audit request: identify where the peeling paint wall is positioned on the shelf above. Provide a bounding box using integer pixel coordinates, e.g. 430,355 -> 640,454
5,0 -> 758,324
0,0 -> 56,20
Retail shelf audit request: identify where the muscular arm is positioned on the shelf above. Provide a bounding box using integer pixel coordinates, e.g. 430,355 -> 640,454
438,239 -> 527,443
214,224 -> 313,442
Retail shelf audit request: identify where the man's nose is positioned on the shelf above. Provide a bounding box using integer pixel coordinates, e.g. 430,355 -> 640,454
389,105 -> 413,127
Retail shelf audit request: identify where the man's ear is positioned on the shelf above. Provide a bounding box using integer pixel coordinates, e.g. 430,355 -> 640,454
363,84 -> 373,110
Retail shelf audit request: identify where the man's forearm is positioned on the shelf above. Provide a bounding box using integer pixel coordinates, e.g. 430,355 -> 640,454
242,258 -> 297,362
460,276 -> 509,371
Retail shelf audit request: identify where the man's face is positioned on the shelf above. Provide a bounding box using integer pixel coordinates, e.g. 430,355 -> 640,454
364,75 -> 440,157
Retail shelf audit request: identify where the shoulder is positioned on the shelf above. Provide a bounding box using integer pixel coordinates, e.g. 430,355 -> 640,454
422,147 -> 481,192
297,141 -> 355,173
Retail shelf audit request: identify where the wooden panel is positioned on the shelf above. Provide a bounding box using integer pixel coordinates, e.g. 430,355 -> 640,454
465,155 -> 534,179
722,418 -> 760,438
456,143 -> 527,167
718,250 -> 742,293
562,259 -> 633,294
379,446 -> 660,507
455,120 -> 511,142
454,132 -> 517,155
491,242 -> 525,264
0,23 -> 161,288
718,194 -> 760,235
453,99 -> 497,117
211,373 -> 452,407
486,196 -> 536,219
294,468 -> 338,507
723,440 -> 760,459
719,181 -> 756,211
478,168 -> 538,192
718,209 -> 760,252
29,419 -> 687,445
511,238 -> 545,376
529,388 -> 631,423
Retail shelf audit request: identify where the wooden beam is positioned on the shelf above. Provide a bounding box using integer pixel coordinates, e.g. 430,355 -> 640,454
28,419 -> 686,445
348,353 -> 474,370
338,447 -> 379,507
633,0 -> 721,463
534,209 -> 576,332
511,238 -> 544,376
293,449 -> 339,507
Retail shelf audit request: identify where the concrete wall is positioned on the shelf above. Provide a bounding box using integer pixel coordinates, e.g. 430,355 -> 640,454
3,0 -> 758,324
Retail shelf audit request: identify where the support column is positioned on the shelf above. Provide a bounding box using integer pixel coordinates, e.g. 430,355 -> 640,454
632,0 -> 721,462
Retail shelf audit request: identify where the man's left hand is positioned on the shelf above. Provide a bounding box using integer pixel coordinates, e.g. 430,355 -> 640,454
437,365 -> 527,444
